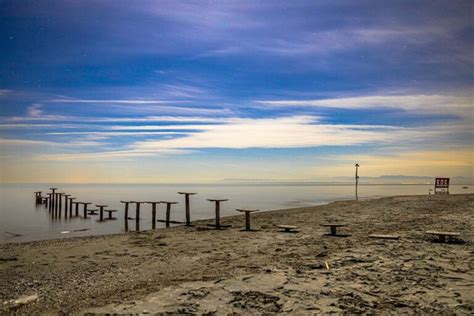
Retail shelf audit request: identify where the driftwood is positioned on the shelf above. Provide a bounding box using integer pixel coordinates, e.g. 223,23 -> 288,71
5,231 -> 23,237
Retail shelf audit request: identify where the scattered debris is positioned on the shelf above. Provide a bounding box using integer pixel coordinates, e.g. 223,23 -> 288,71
5,231 -> 22,237
60,228 -> 90,234
0,257 -> 17,262
3,294 -> 38,308
73,228 -> 90,232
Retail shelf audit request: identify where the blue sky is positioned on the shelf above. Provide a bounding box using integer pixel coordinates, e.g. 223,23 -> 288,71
0,0 -> 472,183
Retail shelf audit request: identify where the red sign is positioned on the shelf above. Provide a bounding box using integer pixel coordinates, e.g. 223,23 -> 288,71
435,178 -> 450,189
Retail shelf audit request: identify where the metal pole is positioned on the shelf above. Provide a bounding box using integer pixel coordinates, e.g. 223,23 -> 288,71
355,163 -> 360,200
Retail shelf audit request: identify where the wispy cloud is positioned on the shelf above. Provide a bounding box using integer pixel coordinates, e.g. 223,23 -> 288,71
34,116 -> 399,161
257,94 -> 473,117
26,104 -> 42,116
83,116 -> 228,123
39,148 -> 192,161
0,138 -> 54,146
0,138 -> 102,147
8,104 -> 70,121
46,131 -> 188,139
0,89 -> 11,96
130,116 -> 431,151
34,114 -> 467,162
0,124 -> 57,129
48,98 -> 180,104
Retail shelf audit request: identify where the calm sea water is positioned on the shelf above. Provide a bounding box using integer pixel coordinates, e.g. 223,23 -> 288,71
0,183 -> 472,243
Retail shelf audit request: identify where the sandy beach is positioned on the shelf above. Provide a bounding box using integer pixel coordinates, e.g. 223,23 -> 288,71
1,194 -> 473,314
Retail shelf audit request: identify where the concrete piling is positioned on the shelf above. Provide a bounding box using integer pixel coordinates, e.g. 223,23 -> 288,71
78,202 -> 91,218
96,205 -> 108,222
146,202 -> 161,229
236,209 -> 259,231
63,194 -> 71,215
49,188 -> 57,211
130,201 -> 143,222
178,192 -> 197,226
207,199 -> 228,229
120,201 -> 131,220
160,201 -> 178,228
34,191 -> 42,204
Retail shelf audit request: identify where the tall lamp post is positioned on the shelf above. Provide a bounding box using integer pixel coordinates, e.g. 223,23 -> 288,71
355,163 -> 360,200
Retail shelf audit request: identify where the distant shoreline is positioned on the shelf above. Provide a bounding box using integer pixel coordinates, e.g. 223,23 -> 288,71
1,182 -> 473,186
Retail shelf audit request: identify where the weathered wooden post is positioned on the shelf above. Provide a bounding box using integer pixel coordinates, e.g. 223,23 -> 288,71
56,193 -> 65,218
50,187 -> 57,210
96,205 -> 108,222
160,201 -> 178,228
135,219 -> 140,232
34,191 -> 42,204
44,195 -> 50,208
320,223 -> 348,236
57,193 -> 65,212
68,197 -> 73,215
120,201 -> 131,220
72,201 -> 79,216
77,202 -> 83,217
131,201 -> 143,222
178,192 -> 197,226
207,199 -> 228,229
55,191 -> 60,212
146,202 -> 161,229
47,193 -> 53,211
69,198 -> 76,216
104,209 -> 117,219
79,202 -> 91,218
236,209 -> 259,231
63,194 -> 71,215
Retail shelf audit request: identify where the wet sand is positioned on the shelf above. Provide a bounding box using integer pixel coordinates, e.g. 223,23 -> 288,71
1,194 -> 473,314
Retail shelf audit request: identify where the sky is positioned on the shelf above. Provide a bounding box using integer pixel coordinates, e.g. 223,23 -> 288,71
0,0 -> 472,183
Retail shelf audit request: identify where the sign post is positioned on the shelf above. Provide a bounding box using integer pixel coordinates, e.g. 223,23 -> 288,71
434,178 -> 450,195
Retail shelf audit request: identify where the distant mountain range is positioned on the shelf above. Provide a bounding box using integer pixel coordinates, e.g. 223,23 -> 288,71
220,175 -> 473,185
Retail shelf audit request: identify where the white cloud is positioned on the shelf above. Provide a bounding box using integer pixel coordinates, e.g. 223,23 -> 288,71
22,113 -> 472,162
35,115 -> 400,161
131,116 -> 397,150
26,104 -> 43,117
45,99 -> 232,116
257,94 -> 473,117
108,124 -> 222,131
85,116 -> 228,123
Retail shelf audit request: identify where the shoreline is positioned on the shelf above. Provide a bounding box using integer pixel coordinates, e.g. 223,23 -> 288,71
1,197 -> 343,246
1,194 -> 473,314
0,194 -> 433,246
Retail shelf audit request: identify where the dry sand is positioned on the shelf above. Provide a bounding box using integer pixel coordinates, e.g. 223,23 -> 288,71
1,194 -> 473,314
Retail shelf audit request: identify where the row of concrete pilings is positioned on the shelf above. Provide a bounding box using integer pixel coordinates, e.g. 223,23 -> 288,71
34,188 -> 259,231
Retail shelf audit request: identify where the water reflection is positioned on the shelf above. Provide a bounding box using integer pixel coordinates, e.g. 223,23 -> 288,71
1,183 -> 472,243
